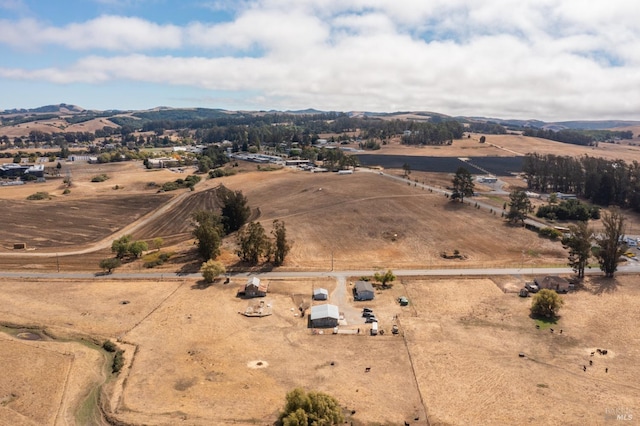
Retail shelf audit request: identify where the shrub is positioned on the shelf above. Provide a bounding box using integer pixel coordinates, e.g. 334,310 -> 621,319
536,199 -> 599,221
539,227 -> 563,240
91,174 -> 109,182
161,181 -> 180,191
112,349 -> 125,374
161,174 -> 201,191
142,251 -> 172,268
26,191 -> 50,200
62,189 -> 71,195
102,340 -> 117,352
209,168 -> 237,178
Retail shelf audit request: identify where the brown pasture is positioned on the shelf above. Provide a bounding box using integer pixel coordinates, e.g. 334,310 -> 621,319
1,274 -> 639,425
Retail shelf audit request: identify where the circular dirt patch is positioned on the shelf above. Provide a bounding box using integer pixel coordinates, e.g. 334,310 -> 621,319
16,332 -> 42,341
247,360 -> 268,369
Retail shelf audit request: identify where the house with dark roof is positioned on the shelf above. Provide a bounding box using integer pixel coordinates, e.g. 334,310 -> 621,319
534,276 -> 572,293
354,280 -> 375,301
242,277 -> 268,298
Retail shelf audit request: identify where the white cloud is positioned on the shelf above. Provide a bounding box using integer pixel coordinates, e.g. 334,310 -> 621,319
0,16 -> 182,51
1,0 -> 640,119
186,9 -> 328,53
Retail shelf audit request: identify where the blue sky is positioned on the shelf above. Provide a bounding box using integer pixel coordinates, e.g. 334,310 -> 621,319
1,0 -> 639,120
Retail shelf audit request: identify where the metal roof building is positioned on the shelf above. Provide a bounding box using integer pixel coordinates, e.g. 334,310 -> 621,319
354,280 -> 375,301
309,304 -> 340,328
313,288 -> 329,300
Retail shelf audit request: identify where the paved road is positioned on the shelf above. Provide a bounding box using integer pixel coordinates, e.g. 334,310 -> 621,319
2,264 -> 639,280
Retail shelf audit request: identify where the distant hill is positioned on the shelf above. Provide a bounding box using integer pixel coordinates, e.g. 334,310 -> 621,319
1,103 -> 85,114
284,108 -> 326,114
465,116 -> 640,130
1,104 -> 639,134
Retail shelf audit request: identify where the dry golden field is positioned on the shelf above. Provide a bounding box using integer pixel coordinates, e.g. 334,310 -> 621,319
1,275 -> 639,425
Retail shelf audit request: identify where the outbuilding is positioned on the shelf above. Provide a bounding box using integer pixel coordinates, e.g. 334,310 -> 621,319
354,281 -> 375,301
310,304 -> 340,328
313,288 -> 329,301
244,277 -> 268,298
534,276 -> 572,293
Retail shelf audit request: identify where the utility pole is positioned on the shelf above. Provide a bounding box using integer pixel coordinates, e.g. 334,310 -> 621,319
56,253 -> 60,273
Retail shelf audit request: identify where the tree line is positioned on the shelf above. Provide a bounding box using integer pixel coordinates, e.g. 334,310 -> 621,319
400,121 -> 464,145
523,153 -> 640,211
523,128 -> 633,146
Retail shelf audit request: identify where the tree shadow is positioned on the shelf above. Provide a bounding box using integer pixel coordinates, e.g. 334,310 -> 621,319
228,260 -> 275,273
191,279 -> 218,290
176,261 -> 201,276
442,200 -> 469,211
529,313 -> 561,330
588,276 -> 619,295
166,249 -> 202,276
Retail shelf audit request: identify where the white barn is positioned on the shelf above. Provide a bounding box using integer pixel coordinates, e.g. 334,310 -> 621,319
313,288 -> 329,300
310,304 -> 340,328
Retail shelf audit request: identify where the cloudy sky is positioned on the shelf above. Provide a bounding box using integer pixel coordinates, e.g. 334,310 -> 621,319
1,0 -> 639,120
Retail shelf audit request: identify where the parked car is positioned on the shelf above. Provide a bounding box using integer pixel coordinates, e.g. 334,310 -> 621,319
398,296 -> 409,306
519,288 -> 530,297
365,316 -> 378,323
524,282 -> 539,293
362,307 -> 373,313
362,311 -> 375,317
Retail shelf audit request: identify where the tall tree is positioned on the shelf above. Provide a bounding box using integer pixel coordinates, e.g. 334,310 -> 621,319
277,388 -> 344,426
594,208 -> 626,278
111,235 -> 132,259
451,167 -> 475,203
562,221 -> 593,278
192,210 -> 223,260
200,259 -> 226,283
531,289 -> 564,318
237,221 -> 269,264
374,269 -> 396,288
99,258 -> 121,274
271,219 -> 290,266
402,162 -> 411,177
218,185 -> 251,234
128,240 -> 148,258
506,190 -> 532,225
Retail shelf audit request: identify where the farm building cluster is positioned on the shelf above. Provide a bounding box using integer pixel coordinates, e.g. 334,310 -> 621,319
0,163 -> 45,181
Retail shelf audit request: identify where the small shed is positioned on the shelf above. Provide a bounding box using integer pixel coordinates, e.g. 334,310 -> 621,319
244,277 -> 268,298
354,281 -> 375,301
310,304 -> 340,328
313,288 -> 329,301
534,276 -> 571,293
